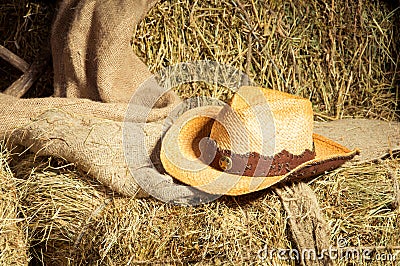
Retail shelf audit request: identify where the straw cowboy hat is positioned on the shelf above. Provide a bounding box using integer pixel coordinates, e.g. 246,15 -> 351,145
160,86 -> 359,195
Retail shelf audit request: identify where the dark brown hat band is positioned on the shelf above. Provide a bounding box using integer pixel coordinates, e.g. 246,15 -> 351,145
199,139 -> 316,177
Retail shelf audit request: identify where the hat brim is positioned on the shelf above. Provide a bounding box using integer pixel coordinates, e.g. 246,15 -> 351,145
160,106 -> 359,195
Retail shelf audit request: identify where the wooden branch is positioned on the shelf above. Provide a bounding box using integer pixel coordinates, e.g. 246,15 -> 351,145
3,52 -> 51,98
0,45 -> 29,73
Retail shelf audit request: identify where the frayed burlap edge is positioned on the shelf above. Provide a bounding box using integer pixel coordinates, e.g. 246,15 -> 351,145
274,182 -> 334,266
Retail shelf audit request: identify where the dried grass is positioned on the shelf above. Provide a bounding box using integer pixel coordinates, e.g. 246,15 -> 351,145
0,145 -> 28,265
0,0 -> 55,97
0,148 -> 397,265
312,160 -> 400,265
133,0 -> 400,120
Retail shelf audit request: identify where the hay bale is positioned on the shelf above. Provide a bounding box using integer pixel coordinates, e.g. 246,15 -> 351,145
11,154 -> 291,265
133,0 -> 400,120
11,155 -> 108,265
7,151 -> 399,265
0,146 -> 29,265
313,160 -> 400,248
1,0 -> 398,116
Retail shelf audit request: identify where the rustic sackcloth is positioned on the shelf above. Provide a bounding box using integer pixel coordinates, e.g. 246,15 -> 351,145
0,0 -> 215,203
315,119 -> 400,163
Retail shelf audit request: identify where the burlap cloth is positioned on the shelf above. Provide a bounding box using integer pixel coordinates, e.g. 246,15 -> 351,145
0,0 -> 217,202
315,119 -> 400,163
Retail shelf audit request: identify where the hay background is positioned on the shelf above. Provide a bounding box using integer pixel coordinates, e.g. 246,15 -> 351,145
1,151 -> 399,265
133,0 -> 400,120
0,0 -> 55,98
0,0 -> 400,265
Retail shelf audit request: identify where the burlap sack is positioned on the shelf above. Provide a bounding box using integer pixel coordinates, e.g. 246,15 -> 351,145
51,0 -> 157,102
0,0 -> 215,203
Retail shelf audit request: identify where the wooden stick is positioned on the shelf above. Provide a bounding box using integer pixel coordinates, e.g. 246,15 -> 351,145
3,53 -> 51,98
0,45 -> 29,73
314,112 -> 337,121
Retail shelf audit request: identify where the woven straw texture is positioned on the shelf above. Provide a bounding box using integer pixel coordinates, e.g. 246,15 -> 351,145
210,86 -> 314,155
160,89 -> 359,195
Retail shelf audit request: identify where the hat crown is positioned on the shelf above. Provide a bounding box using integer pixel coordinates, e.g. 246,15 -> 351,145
209,87 -> 314,156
